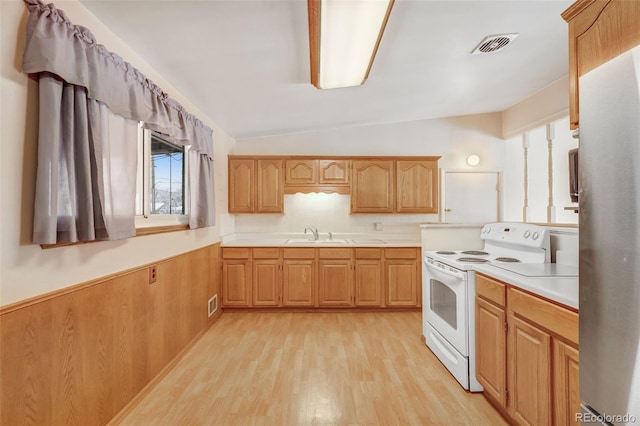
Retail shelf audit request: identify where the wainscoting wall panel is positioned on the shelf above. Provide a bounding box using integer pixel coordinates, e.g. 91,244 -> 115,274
0,243 -> 221,425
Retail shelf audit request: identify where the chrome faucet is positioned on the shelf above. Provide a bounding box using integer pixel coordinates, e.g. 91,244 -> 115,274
304,226 -> 319,240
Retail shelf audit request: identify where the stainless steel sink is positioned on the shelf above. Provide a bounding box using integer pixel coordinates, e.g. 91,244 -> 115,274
285,238 -> 349,245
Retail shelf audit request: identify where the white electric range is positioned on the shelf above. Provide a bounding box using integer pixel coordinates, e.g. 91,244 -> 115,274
422,222 -> 550,391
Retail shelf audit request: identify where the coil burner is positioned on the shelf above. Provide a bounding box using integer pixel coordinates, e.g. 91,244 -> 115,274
457,257 -> 490,263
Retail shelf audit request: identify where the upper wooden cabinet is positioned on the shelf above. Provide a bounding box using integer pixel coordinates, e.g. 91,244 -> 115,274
396,160 -> 438,213
229,157 -> 284,213
351,158 -> 440,214
562,0 -> 640,129
351,160 -> 395,213
284,159 -> 350,194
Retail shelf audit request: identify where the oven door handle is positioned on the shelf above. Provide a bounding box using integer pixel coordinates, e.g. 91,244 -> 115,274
425,262 -> 466,281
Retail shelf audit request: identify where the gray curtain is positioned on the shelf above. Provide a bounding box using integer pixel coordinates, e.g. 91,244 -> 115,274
23,0 -> 216,244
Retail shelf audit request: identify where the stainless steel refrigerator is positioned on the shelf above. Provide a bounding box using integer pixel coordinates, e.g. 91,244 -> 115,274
579,45 -> 640,425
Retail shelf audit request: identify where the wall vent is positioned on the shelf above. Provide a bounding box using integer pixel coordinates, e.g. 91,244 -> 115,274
208,294 -> 218,317
472,33 -> 519,55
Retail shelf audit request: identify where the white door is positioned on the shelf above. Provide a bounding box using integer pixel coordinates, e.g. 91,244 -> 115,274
443,171 -> 500,223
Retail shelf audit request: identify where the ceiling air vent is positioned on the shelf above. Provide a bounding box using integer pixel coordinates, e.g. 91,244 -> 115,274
472,33 -> 519,55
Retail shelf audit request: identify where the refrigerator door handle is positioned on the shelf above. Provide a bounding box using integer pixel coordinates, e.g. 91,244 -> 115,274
579,403 -> 612,426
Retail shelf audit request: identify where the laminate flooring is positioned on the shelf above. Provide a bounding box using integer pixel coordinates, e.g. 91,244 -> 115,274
114,311 -> 507,425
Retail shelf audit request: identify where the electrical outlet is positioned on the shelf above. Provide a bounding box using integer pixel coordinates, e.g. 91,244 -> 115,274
149,266 -> 157,284
208,294 -> 218,317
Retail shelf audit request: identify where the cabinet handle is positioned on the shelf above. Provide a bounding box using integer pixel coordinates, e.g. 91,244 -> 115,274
444,208 -> 452,212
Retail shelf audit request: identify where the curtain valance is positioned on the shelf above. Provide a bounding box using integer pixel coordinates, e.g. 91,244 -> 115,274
22,0 -> 213,159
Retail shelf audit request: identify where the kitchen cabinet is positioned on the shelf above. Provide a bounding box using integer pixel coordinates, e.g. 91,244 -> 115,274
284,158 -> 350,194
252,248 -> 281,307
475,275 -> 507,407
354,248 -> 383,307
222,248 -> 252,307
351,160 -> 394,213
562,0 -> 640,129
282,248 -> 316,307
317,248 -> 353,307
384,248 -> 419,307
395,160 -> 438,213
228,157 -> 284,213
475,273 -> 579,426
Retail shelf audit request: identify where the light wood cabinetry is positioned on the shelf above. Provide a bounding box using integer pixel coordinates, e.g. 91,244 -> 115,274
221,246 -> 420,310
354,248 -> 383,307
351,160 -> 395,213
284,158 -> 350,194
252,248 -> 281,306
222,248 -> 252,307
475,273 -> 579,426
228,157 -> 283,213
385,248 -> 420,307
395,160 -> 438,213
318,248 -> 353,307
282,248 -> 316,307
562,0 -> 640,129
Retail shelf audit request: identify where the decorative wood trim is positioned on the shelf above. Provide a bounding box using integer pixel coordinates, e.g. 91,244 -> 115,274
546,123 -> 555,223
284,185 -> 350,195
40,225 -> 190,249
308,0 -> 320,88
522,134 -> 529,222
362,0 -> 395,85
561,0 -> 599,22
229,155 -> 442,161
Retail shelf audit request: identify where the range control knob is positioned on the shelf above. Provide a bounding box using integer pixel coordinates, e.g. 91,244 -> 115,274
532,231 -> 539,240
524,230 -> 531,238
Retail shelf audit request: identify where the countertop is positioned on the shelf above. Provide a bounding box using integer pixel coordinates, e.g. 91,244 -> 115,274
419,223 -> 485,229
474,263 -> 578,310
221,232 -> 421,247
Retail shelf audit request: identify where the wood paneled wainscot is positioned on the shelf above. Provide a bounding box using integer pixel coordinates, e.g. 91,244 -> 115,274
221,246 -> 420,310
562,0 -> 640,129
0,244 -> 221,426
475,273 -> 579,426
228,157 -> 284,213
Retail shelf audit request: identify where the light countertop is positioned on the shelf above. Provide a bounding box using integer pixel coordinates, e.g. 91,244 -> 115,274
221,232 -> 421,247
474,263 -> 578,310
419,223 -> 485,229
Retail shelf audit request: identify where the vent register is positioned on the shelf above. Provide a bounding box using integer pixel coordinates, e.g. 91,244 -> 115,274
472,33 -> 519,54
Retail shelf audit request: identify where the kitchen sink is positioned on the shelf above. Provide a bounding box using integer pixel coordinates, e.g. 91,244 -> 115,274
285,238 -> 349,245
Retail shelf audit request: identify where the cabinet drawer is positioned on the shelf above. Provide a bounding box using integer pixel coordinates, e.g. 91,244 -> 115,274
252,247 -> 280,259
283,248 -> 316,259
508,287 -> 579,345
355,248 -> 382,259
476,273 -> 506,308
223,247 -> 251,259
385,248 -> 418,259
319,248 -> 352,259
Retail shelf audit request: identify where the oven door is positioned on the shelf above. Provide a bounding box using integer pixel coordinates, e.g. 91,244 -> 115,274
424,260 -> 469,356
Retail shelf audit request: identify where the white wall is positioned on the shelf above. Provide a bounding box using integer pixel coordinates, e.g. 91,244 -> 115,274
0,0 -> 235,306
232,113 -> 505,234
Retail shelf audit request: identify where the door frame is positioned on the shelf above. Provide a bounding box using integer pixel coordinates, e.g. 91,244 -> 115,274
440,169 -> 503,223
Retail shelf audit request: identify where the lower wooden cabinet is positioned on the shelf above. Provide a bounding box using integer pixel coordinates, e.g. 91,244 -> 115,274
475,273 -> 579,426
222,246 -> 420,310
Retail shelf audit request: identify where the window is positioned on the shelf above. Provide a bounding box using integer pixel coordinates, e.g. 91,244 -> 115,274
136,127 -> 189,227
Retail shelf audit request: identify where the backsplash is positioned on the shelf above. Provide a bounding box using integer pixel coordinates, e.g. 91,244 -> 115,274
233,193 -> 438,235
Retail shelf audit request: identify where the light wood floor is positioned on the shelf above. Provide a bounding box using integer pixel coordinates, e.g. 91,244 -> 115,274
114,311 -> 507,425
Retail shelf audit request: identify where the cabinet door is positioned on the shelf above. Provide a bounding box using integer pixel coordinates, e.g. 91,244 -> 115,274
282,260 -> 315,306
252,260 -> 280,306
228,159 -> 255,213
351,160 -> 394,213
285,159 -> 316,184
318,260 -> 353,307
222,260 -> 251,306
562,0 -> 640,128
553,340 -> 580,426
476,297 -> 507,407
385,259 -> 417,306
256,159 -> 284,213
508,315 -> 552,426
354,259 -> 382,307
396,160 -> 438,213
319,160 -> 349,185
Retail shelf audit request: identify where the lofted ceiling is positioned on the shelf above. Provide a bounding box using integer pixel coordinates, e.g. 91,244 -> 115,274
79,0 -> 572,140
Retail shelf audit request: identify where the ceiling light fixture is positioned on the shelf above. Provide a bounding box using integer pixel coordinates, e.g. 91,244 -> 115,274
308,0 -> 395,90
467,154 -> 481,166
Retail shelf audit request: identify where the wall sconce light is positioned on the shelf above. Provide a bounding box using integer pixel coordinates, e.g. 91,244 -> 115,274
466,154 -> 480,166
308,0 -> 395,90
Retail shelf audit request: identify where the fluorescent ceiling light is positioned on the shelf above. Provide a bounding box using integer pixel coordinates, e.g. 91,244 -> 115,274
308,0 -> 394,90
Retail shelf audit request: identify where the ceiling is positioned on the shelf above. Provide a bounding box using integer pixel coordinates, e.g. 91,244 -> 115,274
79,0 -> 573,140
